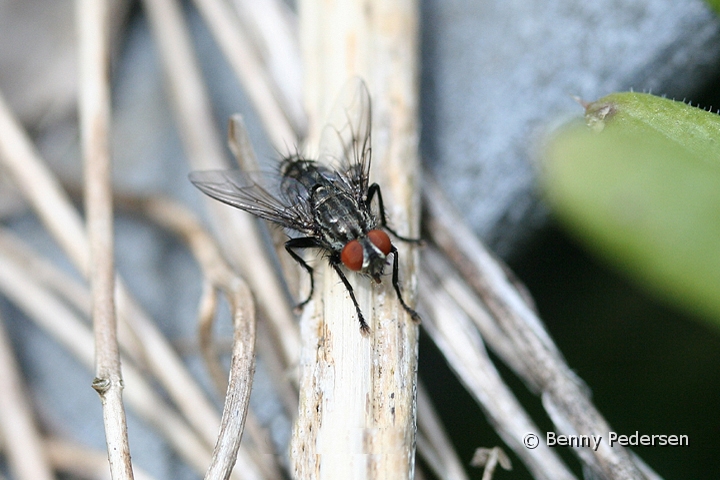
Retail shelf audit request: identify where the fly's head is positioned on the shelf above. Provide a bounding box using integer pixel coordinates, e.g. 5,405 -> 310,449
340,230 -> 392,281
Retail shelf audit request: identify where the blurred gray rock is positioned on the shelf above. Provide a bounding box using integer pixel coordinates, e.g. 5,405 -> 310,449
420,0 -> 720,257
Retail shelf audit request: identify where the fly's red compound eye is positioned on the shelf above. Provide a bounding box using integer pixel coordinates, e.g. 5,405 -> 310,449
368,229 -> 392,256
341,240 -> 364,271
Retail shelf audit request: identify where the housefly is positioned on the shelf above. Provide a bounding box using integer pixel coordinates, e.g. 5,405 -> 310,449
189,80 -> 420,334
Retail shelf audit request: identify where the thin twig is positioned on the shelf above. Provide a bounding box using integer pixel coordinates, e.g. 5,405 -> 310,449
137,160 -> 274,479
197,279 -> 227,395
140,8 -> 304,469
139,196 -> 269,480
205,278 -> 257,479
76,0 -> 133,476
0,227 -> 146,375
0,312 -> 54,480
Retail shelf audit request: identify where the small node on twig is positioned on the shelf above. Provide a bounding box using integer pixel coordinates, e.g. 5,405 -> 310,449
91,377 -> 111,395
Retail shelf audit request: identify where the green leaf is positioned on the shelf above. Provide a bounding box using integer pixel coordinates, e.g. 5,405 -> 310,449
542,93 -> 720,331
706,0 -> 720,15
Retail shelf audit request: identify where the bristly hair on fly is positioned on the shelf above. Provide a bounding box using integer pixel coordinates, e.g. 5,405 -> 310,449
189,79 -> 421,335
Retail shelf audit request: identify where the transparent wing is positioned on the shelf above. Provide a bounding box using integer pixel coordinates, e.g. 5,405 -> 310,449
189,169 -> 315,234
317,78 -> 372,200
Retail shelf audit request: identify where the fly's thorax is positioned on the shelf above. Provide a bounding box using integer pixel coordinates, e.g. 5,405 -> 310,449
310,184 -> 376,248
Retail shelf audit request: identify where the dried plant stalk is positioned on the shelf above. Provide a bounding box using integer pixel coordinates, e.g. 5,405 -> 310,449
471,447 -> 513,480
292,0 -> 421,478
0,229 -> 91,319
76,0 -> 133,477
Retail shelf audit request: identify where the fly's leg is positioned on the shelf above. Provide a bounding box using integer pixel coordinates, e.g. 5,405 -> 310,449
330,262 -> 371,335
285,237 -> 320,309
367,184 -> 421,322
367,183 -> 423,244
390,245 -> 421,323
